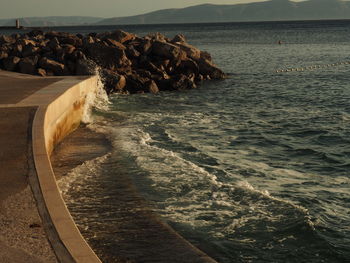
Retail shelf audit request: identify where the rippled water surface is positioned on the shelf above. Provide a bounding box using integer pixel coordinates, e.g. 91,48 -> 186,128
60,21 -> 350,263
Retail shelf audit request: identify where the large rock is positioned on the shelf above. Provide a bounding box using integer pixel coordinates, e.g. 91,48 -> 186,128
3,56 -> 20,71
176,59 -> 199,75
0,51 -> 8,60
85,42 -> 131,70
158,74 -> 197,91
197,58 -> 226,79
151,41 -> 184,60
75,59 -> 96,75
39,57 -> 65,75
22,45 -> 40,57
18,56 -> 38,75
171,34 -> 186,43
101,69 -> 127,93
0,35 -> 15,45
174,42 -> 201,61
105,38 -> 126,50
104,30 -> 135,43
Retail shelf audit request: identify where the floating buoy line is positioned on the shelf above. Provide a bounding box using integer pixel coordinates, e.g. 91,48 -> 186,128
275,61 -> 350,73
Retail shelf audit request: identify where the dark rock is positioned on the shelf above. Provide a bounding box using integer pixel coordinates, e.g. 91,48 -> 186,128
11,44 -> 23,57
68,50 -> 86,61
3,56 -> 20,71
200,51 -> 212,61
85,42 -> 131,70
75,59 -> 96,75
176,59 -> 199,75
0,35 -> 15,44
17,39 -> 37,47
37,68 -> 47,77
158,74 -> 197,91
39,57 -> 65,75
126,45 -> 140,59
62,44 -> 76,55
28,30 -> 44,38
134,39 -> 152,54
106,30 -> 135,43
171,34 -> 186,43
105,38 -> 126,50
101,69 -> 126,93
141,61 -> 169,79
197,58 -> 226,79
145,79 -> 159,94
18,56 -> 38,75
60,37 -> 76,45
48,38 -> 60,51
22,45 -> 39,57
83,36 -> 95,46
0,51 -> 8,60
174,42 -> 201,61
151,41 -> 183,60
125,73 -> 152,94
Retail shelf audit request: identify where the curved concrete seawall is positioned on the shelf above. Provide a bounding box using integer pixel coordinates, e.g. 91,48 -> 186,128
0,70 -> 101,263
30,76 -> 102,263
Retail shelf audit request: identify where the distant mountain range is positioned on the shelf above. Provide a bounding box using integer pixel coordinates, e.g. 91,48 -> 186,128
98,0 -> 350,25
1,0 -> 350,27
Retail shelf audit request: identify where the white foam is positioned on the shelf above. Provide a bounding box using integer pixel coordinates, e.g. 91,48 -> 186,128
82,71 -> 110,124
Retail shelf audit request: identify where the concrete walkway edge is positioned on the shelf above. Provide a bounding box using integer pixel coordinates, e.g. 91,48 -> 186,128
29,76 -> 102,263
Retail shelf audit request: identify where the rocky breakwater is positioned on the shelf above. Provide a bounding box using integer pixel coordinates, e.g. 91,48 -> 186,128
0,30 -> 226,94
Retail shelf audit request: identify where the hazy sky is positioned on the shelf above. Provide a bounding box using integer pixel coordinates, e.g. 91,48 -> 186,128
0,0 -> 305,20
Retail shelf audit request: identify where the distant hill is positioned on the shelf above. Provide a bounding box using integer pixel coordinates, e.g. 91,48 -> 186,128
97,0 -> 350,25
0,16 -> 102,27
1,0 -> 350,28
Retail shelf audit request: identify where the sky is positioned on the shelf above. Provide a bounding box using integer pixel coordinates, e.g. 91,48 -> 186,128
0,0 -> 305,20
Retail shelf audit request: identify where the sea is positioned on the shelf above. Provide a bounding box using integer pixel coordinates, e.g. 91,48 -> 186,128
9,20 -> 350,262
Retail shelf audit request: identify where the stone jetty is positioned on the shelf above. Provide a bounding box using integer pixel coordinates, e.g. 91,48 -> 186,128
0,30 -> 226,94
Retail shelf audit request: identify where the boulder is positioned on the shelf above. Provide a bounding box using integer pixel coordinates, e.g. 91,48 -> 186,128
176,58 -> 199,75
125,45 -> 140,58
48,38 -> 60,51
151,41 -> 183,60
197,58 -> 226,79
39,57 -> 65,75
18,56 -> 38,75
75,59 -> 97,75
0,51 -> 8,60
11,44 -> 23,57
62,44 -> 76,55
3,56 -> 20,71
171,34 -> 186,43
0,35 -> 15,44
60,37 -> 77,45
101,69 -> 127,93
28,30 -> 44,38
17,39 -> 37,47
105,38 -> 126,50
200,51 -> 212,61
106,30 -> 135,43
22,45 -> 39,57
85,42 -> 131,70
37,68 -> 47,77
158,74 -> 197,91
174,42 -> 201,61
83,36 -> 95,46
145,80 -> 159,94
125,73 -> 152,94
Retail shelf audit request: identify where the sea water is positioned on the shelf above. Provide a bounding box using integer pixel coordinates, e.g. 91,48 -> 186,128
58,21 -> 350,262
